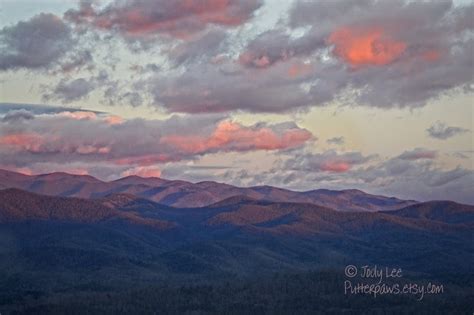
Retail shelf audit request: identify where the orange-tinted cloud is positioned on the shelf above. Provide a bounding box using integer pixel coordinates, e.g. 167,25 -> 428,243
0,133 -> 44,152
104,115 -> 124,125
160,120 -> 312,154
320,161 -> 351,173
328,27 -> 406,67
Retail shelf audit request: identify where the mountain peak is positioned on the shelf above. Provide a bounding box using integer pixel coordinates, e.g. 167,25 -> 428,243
112,175 -> 169,186
36,172 -> 101,182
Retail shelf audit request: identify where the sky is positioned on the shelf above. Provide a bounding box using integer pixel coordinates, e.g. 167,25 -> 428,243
0,0 -> 473,203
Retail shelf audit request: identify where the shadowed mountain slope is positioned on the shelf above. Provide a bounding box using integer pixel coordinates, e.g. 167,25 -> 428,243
205,196 -> 474,236
0,188 -> 174,229
386,200 -> 474,224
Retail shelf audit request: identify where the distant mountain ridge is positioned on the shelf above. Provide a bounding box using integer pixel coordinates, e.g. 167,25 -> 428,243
1,187 -> 472,237
0,169 -> 416,212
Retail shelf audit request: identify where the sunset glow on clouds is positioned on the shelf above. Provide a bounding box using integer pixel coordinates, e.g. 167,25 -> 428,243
0,0 -> 473,203
0,108 -> 313,174
65,0 -> 262,38
328,27 -> 406,67
160,120 -> 312,154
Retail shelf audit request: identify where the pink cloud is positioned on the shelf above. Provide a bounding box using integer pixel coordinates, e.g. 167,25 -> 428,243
58,111 -> 97,120
0,133 -> 44,152
66,0 -> 262,38
76,145 -> 111,155
320,161 -> 351,173
0,113 -> 312,172
160,120 -> 312,154
0,132 -> 111,156
328,26 -> 406,67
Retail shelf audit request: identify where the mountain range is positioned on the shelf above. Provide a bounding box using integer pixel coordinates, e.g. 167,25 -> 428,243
0,169 -> 472,313
0,169 -> 416,211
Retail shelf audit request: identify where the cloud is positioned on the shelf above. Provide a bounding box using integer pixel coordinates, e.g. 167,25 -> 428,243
148,59 -> 318,113
238,29 -> 306,69
146,0 -> 473,113
0,103 -> 103,116
169,29 -> 227,65
427,121 -> 469,140
424,166 -> 471,187
57,50 -> 94,73
160,120 -> 312,154
229,146 -> 472,204
327,136 -> 345,145
356,158 -> 474,203
452,150 -> 473,160
43,70 -> 110,103
295,0 -> 473,109
285,150 -> 374,173
2,109 -> 35,123
104,115 -> 124,125
44,78 -> 95,102
57,111 -> 97,120
0,105 -> 312,175
3,1 -> 473,114
65,0 -> 262,39
327,26 -> 406,67
0,133 -> 44,152
398,148 -> 437,160
0,13 -> 74,71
